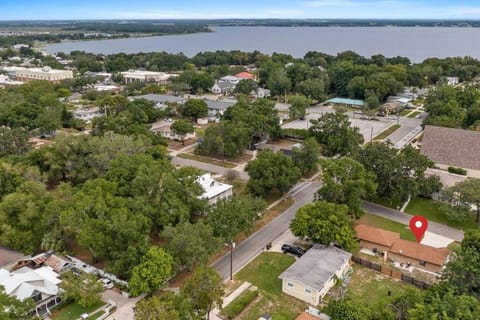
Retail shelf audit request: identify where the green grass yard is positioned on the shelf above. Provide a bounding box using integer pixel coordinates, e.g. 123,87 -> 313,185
235,252 -> 306,320
177,152 -> 237,168
52,301 -> 105,320
357,213 -> 416,241
346,265 -> 419,308
373,124 -> 401,140
406,197 -> 477,230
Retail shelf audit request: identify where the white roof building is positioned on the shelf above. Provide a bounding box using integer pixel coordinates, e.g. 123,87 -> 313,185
197,173 -> 233,204
121,70 -> 172,85
15,66 -> 73,83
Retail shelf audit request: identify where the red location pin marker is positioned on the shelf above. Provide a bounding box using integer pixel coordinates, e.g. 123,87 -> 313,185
409,216 -> 428,243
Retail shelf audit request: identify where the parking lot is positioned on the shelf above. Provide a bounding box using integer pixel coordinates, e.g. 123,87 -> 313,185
282,105 -> 394,142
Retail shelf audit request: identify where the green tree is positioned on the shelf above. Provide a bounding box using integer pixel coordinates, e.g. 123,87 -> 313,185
309,112 -> 364,157
171,119 -> 194,145
246,150 -> 301,197
295,78 -> 327,101
134,292 -> 191,320
408,287 -> 480,320
162,222 -> 222,271
316,157 -> 377,218
0,127 -> 31,157
288,94 -> 311,120
207,195 -> 266,242
182,99 -> 208,121
182,266 -> 224,319
323,299 -> 369,320
290,201 -> 357,251
59,270 -> 103,308
390,288 -> 424,320
440,178 -> 480,223
292,137 -> 321,174
442,229 -> 480,299
266,68 -> 291,97
129,246 -> 173,296
0,285 -> 35,320
234,79 -> 258,95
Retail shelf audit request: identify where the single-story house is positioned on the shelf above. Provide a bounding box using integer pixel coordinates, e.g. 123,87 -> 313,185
72,107 -> 102,123
150,121 -> 196,141
255,142 -> 302,157
388,239 -> 450,273
0,266 -> 62,317
251,87 -> 271,99
234,71 -> 256,80
12,252 -> 71,274
211,80 -> 236,95
206,100 -> 235,117
325,97 -> 365,108
446,77 -> 459,86
355,224 -> 400,256
130,93 -> 186,109
421,125 -> 480,177
197,173 -> 233,204
279,245 -> 352,305
355,225 -> 451,273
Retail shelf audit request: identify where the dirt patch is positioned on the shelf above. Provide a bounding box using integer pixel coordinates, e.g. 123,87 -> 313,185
167,139 -> 196,150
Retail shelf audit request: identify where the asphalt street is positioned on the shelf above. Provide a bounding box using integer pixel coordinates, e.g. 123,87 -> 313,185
211,180 -> 322,280
362,201 -> 464,242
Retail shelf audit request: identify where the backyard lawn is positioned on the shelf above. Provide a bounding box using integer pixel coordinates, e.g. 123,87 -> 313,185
346,265 -> 419,308
177,152 -> 237,168
357,213 -> 416,241
52,300 -> 105,320
406,197 -> 477,230
235,252 -> 306,320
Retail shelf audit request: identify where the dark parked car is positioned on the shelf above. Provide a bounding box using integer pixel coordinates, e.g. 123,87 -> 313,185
281,244 -> 306,257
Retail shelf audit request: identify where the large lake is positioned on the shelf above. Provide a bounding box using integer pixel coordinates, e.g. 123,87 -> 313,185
45,26 -> 480,62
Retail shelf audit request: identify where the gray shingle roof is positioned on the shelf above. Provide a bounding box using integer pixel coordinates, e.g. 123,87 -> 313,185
421,125 -> 480,170
132,94 -> 184,103
279,245 -> 351,291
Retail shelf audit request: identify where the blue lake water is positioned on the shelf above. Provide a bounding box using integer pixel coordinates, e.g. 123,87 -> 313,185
45,26 -> 480,62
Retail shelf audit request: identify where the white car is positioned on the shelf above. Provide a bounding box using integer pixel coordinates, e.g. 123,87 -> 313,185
98,278 -> 114,289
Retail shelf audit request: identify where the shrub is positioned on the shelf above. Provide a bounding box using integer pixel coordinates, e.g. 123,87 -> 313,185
221,289 -> 258,319
448,166 -> 467,176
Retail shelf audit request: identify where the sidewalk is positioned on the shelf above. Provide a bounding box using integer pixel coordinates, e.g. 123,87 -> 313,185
209,282 -> 252,320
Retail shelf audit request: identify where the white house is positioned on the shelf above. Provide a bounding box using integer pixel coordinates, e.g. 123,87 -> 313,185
197,173 -> 233,204
150,120 -> 196,141
0,266 -> 62,317
72,107 -> 102,123
446,76 -> 459,86
279,245 -> 352,305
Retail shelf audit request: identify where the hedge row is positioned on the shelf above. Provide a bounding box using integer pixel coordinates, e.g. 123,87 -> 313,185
221,289 -> 259,319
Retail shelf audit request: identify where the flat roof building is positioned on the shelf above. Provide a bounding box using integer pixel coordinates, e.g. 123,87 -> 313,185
325,97 -> 365,108
15,66 -> 73,83
121,70 -> 172,85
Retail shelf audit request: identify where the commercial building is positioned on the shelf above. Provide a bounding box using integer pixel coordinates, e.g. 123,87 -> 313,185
325,97 -> 365,108
15,66 -> 73,83
421,125 -> 480,177
121,70 -> 172,85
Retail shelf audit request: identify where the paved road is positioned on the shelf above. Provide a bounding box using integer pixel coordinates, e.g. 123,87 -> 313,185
171,156 -> 249,180
211,180 -> 322,280
362,201 -> 464,242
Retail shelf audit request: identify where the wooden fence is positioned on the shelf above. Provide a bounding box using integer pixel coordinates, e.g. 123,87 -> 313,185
352,255 -> 431,290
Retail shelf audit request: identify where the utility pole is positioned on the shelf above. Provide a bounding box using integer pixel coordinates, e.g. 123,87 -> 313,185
230,242 -> 236,281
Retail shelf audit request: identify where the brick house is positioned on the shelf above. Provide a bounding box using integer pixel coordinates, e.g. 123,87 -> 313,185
355,224 -> 400,257
388,239 -> 450,273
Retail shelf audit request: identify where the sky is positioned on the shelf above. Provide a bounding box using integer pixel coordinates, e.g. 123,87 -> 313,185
2,0 -> 480,20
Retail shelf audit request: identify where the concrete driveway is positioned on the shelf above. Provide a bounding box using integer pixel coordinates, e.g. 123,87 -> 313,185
102,290 -> 144,320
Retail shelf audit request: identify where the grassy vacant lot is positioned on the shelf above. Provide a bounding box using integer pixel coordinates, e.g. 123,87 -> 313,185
177,152 -> 237,168
406,197 -> 477,230
373,124 -> 401,140
235,252 -> 306,320
357,213 -> 416,241
346,265 -> 419,308
52,301 -> 105,320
